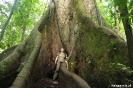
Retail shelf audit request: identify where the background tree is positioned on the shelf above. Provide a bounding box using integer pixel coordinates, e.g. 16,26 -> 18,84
0,0 -> 45,51
0,0 -> 18,41
113,0 -> 133,69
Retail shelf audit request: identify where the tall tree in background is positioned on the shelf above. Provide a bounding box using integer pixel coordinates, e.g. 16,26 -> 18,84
121,6 -> 133,69
19,10 -> 27,42
113,0 -> 133,69
0,0 -> 132,88
114,6 -> 120,30
0,0 -> 18,41
0,0 -> 45,50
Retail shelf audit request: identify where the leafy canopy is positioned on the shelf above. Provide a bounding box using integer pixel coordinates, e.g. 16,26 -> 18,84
0,0 -> 48,52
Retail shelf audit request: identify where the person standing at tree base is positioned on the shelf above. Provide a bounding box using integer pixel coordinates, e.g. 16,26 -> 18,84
53,48 -> 68,80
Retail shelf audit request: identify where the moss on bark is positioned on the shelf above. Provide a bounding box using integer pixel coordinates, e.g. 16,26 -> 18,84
0,45 -> 17,62
58,63 -> 91,88
70,0 -> 132,87
10,31 -> 42,88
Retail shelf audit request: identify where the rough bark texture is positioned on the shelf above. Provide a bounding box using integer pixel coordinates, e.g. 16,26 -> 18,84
58,63 -> 90,88
10,30 -> 42,88
0,0 -> 132,88
0,45 -> 17,61
21,24 -> 26,42
114,6 -> 120,30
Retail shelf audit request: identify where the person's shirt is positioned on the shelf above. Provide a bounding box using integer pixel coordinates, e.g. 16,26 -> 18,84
57,52 -> 67,62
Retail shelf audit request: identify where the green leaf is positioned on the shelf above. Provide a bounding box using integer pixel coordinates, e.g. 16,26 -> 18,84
128,17 -> 132,25
110,40 -> 116,45
129,0 -> 133,9
113,0 -> 127,11
122,67 -> 127,70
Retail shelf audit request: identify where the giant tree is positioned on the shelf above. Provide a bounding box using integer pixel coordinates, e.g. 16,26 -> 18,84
0,0 -> 132,88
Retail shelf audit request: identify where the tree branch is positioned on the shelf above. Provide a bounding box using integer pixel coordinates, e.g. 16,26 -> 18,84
0,0 -> 19,41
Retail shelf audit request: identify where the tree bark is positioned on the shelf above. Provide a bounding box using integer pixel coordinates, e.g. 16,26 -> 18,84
0,0 -> 18,41
21,24 -> 26,42
0,45 -> 17,61
59,63 -> 90,88
0,40 -> 26,82
121,6 -> 133,69
10,31 -> 42,88
114,6 -> 120,30
19,9 -> 27,42
94,0 -> 102,25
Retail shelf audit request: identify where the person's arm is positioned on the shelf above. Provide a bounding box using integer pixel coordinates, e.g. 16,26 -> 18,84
55,56 -> 58,64
65,54 -> 68,62
65,54 -> 68,69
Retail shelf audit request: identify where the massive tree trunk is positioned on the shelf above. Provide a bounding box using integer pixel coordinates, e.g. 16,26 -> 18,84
0,0 -> 132,88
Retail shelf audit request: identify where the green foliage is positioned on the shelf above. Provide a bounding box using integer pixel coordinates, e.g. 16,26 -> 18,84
113,0 -> 133,26
113,0 -> 127,11
113,63 -> 133,73
0,0 -> 47,52
97,0 -> 115,26
86,56 -> 91,64
97,0 -> 133,38
110,40 -> 116,45
69,61 -> 77,69
16,68 -> 21,73
128,0 -> 133,26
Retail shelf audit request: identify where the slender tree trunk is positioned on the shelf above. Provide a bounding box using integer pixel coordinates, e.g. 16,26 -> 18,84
0,0 -> 18,41
114,6 -> 120,30
19,9 -> 28,42
121,6 -> 133,69
21,24 -> 26,42
94,0 -> 102,25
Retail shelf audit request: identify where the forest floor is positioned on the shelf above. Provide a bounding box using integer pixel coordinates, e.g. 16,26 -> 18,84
35,78 -> 58,88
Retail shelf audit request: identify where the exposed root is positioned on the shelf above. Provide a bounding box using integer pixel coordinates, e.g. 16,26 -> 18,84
10,31 -> 42,88
58,63 -> 91,88
0,40 -> 27,82
0,45 -> 17,61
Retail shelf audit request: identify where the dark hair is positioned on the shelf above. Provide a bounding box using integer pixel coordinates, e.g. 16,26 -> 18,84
60,47 -> 68,56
